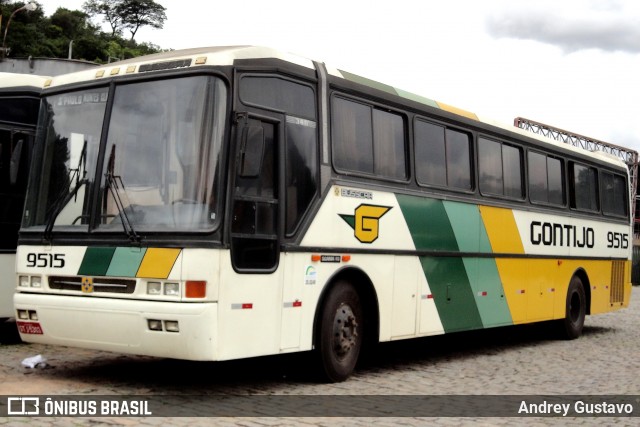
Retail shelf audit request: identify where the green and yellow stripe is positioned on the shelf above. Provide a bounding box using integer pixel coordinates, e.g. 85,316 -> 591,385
77,247 -> 181,279
396,194 -> 623,331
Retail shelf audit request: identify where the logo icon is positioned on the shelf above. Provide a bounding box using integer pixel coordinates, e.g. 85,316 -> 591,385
340,204 -> 391,243
7,397 -> 40,415
81,277 -> 94,294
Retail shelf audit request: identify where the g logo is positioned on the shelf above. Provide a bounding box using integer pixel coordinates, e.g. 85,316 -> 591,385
340,204 -> 391,243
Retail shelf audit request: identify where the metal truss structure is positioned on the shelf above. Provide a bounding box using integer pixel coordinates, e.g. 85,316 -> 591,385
514,117 -> 639,226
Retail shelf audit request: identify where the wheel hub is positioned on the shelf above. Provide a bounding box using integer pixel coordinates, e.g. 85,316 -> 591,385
333,305 -> 358,358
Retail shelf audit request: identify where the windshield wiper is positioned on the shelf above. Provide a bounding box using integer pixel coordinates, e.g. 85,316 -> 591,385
43,178 -> 88,242
43,139 -> 88,242
103,145 -> 141,243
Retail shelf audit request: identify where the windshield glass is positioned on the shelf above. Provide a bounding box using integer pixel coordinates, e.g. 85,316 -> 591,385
99,76 -> 226,232
23,76 -> 227,234
22,88 -> 107,230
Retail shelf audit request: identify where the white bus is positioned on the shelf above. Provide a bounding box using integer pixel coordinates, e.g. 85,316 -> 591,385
0,73 -> 48,337
14,47 -> 633,381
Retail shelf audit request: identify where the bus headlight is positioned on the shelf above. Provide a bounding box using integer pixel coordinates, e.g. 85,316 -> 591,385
19,276 -> 30,287
147,319 -> 163,331
147,282 -> 162,295
164,282 -> 180,296
30,276 -> 42,288
164,320 -> 179,332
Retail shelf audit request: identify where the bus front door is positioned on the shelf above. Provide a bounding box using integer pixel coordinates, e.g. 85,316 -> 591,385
230,115 -> 280,272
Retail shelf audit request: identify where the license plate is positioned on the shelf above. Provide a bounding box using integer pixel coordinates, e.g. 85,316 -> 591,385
16,321 -> 43,335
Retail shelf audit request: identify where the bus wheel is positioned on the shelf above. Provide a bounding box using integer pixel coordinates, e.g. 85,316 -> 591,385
317,281 -> 363,382
558,276 -> 586,340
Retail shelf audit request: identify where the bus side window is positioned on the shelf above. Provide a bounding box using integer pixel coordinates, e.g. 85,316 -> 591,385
332,96 -> 407,180
285,116 -> 317,235
570,162 -> 599,212
238,75 -> 319,236
415,119 -> 472,191
602,171 -> 628,218
528,151 -> 565,206
478,137 -> 523,199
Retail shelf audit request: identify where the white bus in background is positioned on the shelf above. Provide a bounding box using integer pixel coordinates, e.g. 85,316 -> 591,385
0,73 -> 48,338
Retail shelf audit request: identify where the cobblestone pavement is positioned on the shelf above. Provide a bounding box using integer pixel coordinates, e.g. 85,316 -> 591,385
0,289 -> 638,426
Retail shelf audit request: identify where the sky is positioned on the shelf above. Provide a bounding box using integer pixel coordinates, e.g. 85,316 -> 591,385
35,0 -> 640,155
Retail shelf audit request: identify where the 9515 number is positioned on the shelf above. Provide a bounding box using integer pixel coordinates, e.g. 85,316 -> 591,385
606,232 -> 629,249
26,253 -> 66,268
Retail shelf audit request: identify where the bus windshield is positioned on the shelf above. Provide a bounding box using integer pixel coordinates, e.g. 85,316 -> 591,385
23,75 -> 227,234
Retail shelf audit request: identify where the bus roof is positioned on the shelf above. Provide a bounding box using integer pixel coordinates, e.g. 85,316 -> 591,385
0,72 -> 50,89
43,46 -> 629,170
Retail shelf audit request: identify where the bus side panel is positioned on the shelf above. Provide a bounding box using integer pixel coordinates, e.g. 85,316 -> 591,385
495,258 -> 568,323
478,206 -> 525,254
444,201 -> 513,328
217,254 -> 284,360
463,257 -> 513,327
420,256 -> 483,333
301,186 -> 631,342
582,259 -> 628,315
495,258 -> 626,322
398,196 -> 513,330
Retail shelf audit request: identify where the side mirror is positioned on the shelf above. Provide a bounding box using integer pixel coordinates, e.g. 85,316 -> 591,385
239,125 -> 264,177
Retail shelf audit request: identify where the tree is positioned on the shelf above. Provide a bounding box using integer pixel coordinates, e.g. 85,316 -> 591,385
49,8 -> 108,61
0,1 -> 162,62
83,0 -> 166,41
49,7 -> 99,40
0,1 -> 47,57
83,0 -> 123,37
118,0 -> 166,41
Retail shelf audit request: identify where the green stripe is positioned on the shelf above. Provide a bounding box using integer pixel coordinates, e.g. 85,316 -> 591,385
443,201 -> 492,253
397,195 -> 482,331
398,197 -> 511,330
338,70 -> 398,96
463,258 -> 513,327
395,88 -> 439,109
78,247 -> 116,276
420,257 -> 483,332
397,195 -> 458,251
338,70 -> 441,111
106,247 -> 147,277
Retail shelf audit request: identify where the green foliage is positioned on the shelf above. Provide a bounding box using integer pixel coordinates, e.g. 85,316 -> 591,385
117,0 -> 166,41
0,1 -> 163,62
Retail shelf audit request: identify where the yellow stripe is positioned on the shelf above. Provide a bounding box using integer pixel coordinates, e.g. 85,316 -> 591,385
495,259 -> 568,324
136,248 -> 181,279
478,206 -> 524,254
496,258 -> 622,323
436,101 -> 478,121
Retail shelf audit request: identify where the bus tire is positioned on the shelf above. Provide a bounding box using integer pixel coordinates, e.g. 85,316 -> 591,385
317,280 -> 363,382
559,276 -> 586,340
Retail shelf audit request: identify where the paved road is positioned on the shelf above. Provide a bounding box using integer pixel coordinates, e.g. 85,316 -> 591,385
0,288 -> 638,426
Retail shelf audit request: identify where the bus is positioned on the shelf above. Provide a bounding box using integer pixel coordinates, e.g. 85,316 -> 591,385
13,46 -> 633,381
0,73 -> 47,337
